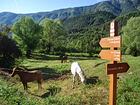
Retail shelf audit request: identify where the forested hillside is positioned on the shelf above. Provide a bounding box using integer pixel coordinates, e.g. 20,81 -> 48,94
63,11 -> 116,33
61,10 -> 140,54
61,11 -> 116,53
1,0 -> 140,25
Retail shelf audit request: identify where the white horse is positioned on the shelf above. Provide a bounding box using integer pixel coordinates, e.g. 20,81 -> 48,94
71,62 -> 86,87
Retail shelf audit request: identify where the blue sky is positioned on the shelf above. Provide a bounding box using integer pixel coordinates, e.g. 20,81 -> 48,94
0,0 -> 105,13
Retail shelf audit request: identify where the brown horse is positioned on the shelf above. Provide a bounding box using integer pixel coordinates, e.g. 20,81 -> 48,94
60,55 -> 68,63
10,67 -> 43,90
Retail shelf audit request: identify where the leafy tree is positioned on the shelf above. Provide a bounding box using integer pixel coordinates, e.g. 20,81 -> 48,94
122,17 -> 140,56
12,16 -> 41,57
39,18 -> 67,54
0,24 -> 21,68
0,35 -> 21,68
0,24 -> 11,37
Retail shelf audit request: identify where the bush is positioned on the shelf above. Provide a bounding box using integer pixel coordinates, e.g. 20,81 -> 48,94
117,76 -> 140,105
122,17 -> 140,56
0,35 -> 21,68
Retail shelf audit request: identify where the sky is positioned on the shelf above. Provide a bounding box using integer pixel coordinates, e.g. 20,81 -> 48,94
0,0 -> 105,13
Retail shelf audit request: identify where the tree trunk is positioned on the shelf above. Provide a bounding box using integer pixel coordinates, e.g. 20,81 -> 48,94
47,44 -> 51,54
26,49 -> 31,58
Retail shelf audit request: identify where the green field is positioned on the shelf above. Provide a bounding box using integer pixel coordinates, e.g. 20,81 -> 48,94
0,55 -> 140,105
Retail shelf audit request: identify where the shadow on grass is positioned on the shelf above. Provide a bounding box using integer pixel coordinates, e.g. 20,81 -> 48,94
30,53 -> 60,60
41,86 -> 61,98
93,61 -> 108,68
30,53 -> 99,61
27,86 -> 61,98
86,76 -> 101,85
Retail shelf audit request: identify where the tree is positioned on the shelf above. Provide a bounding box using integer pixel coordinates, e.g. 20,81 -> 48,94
0,24 -> 21,68
39,18 -> 67,54
12,16 -> 41,57
122,17 -> 140,56
0,24 -> 11,37
0,35 -> 21,68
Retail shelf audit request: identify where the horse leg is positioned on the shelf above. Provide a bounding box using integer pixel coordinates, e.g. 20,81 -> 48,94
38,80 -> 43,90
22,82 -> 27,90
72,75 -> 75,89
61,59 -> 63,63
76,75 -> 80,85
25,83 -> 28,90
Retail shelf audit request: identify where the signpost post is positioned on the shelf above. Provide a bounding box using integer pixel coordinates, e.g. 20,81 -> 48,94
99,20 -> 130,105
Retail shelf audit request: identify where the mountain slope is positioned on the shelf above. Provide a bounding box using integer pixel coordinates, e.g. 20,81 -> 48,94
0,0 -> 140,25
63,11 -> 116,33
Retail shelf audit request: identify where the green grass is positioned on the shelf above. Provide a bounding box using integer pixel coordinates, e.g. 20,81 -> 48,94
117,55 -> 140,105
0,55 -> 140,105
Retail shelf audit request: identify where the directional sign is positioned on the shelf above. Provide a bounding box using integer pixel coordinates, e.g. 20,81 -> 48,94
99,36 -> 120,48
99,50 -> 121,61
107,63 -> 130,74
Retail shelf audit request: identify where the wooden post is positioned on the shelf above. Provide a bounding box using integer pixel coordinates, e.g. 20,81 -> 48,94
109,73 -> 117,105
109,20 -> 118,105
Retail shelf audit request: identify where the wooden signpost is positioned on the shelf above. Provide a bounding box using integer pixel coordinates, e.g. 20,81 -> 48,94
99,36 -> 120,48
107,63 -> 130,74
99,50 -> 121,62
99,20 -> 130,105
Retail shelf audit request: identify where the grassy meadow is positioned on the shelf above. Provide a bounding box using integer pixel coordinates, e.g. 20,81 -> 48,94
0,55 -> 140,105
